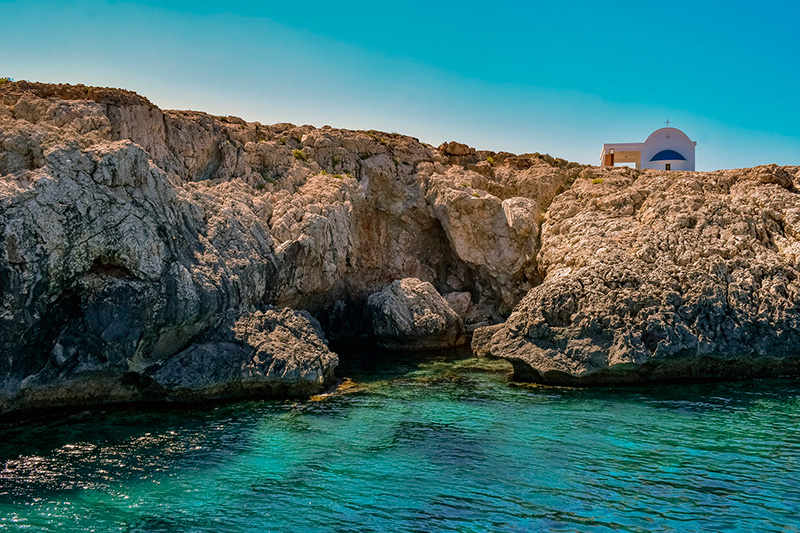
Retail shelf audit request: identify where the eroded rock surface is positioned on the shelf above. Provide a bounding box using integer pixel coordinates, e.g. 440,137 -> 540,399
480,165 -> 800,384
367,278 -> 466,350
2,81 -> 799,413
0,82 -> 578,414
149,308 -> 337,398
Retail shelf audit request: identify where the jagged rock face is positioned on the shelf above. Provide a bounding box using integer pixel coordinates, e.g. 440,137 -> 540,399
0,133 -> 284,411
0,82 -> 577,413
480,165 -> 800,384
367,278 -> 465,350
7,307 -> 336,413
4,81 -> 800,411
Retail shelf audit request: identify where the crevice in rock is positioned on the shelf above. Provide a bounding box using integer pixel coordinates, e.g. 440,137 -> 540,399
120,371 -> 166,398
198,143 -> 223,181
87,257 -> 136,280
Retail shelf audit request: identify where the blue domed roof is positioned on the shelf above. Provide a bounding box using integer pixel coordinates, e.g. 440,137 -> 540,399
650,149 -> 686,161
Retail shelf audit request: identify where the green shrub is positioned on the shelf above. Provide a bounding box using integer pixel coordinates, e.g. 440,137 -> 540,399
292,149 -> 307,161
321,169 -> 328,175
0,77 -> 12,86
486,156 -> 495,165
333,174 -> 343,180
332,154 -> 342,167
257,171 -> 277,185
278,137 -> 287,145
366,131 -> 387,145
592,178 -> 603,184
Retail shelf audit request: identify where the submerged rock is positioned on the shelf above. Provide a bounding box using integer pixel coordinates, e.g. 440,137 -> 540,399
367,278 -> 466,350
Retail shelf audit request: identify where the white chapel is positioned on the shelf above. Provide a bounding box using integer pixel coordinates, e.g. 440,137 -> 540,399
600,125 -> 696,171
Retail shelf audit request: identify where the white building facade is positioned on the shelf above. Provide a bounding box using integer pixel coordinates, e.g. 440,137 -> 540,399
600,127 -> 696,171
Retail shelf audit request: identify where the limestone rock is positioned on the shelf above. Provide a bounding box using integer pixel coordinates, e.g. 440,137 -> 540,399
4,80 -> 800,413
482,166 -> 800,384
367,278 -> 466,350
471,324 -> 504,358
421,161 -> 579,315
439,141 -> 473,156
149,308 -> 337,398
443,291 -> 472,319
2,81 -> 578,413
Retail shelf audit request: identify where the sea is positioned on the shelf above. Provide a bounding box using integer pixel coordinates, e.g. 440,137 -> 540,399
1,350 -> 799,532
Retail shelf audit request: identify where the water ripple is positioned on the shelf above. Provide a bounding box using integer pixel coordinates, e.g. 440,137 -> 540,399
1,356 -> 800,532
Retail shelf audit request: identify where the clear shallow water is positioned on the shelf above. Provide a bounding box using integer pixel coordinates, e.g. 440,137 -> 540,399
1,352 -> 800,532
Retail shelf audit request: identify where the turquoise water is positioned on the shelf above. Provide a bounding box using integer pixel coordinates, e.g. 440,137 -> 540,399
2,351 -> 800,532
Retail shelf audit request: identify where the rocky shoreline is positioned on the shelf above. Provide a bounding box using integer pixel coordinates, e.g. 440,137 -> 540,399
1,81 -> 799,415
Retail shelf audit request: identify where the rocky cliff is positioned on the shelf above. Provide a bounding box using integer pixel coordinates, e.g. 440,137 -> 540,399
1,81 -> 798,414
474,164 -> 800,384
0,82 -> 577,414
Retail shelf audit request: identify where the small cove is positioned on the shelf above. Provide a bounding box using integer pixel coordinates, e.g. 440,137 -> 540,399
1,350 -> 799,532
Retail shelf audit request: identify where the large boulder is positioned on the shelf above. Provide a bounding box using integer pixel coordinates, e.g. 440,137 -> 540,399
149,308 -> 338,399
367,278 -> 466,350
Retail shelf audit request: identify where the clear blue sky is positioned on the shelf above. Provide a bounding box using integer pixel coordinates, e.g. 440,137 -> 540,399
2,0 -> 799,170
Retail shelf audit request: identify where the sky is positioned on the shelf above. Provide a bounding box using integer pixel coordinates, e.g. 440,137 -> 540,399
1,0 -> 799,170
